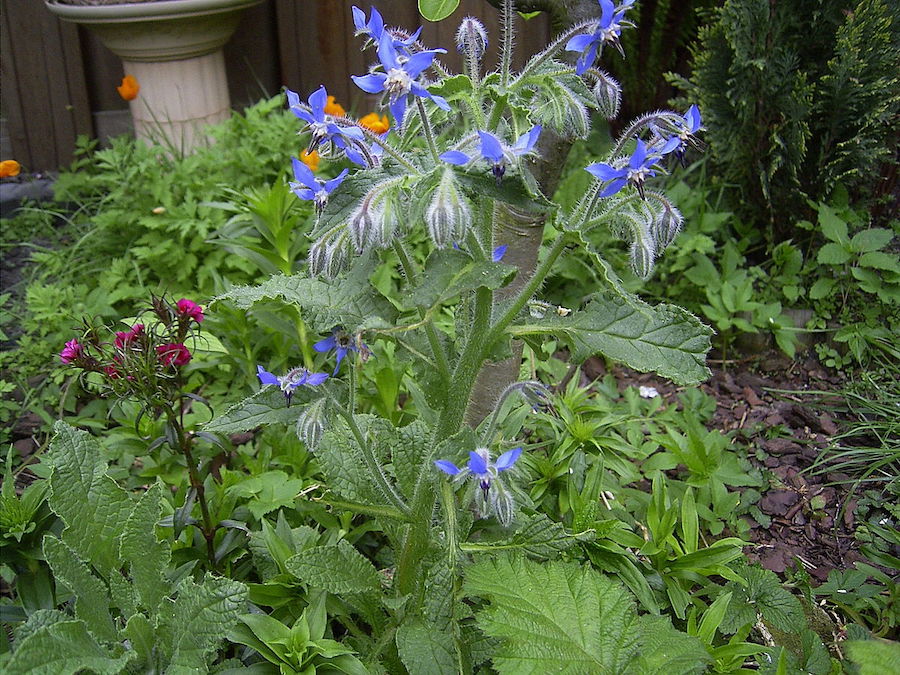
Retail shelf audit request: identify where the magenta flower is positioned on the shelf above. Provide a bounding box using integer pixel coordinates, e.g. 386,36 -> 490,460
156,343 -> 192,367
176,299 -> 204,324
60,339 -> 84,364
114,323 -> 144,350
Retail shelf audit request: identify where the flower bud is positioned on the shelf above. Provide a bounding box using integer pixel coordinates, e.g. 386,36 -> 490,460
349,196 -> 376,253
426,170 -> 471,248
456,16 -> 489,61
630,236 -> 655,280
591,70 -> 622,120
296,397 -> 328,451
653,201 -> 682,252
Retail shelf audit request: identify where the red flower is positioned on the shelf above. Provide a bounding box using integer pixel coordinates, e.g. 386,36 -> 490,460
60,339 -> 84,364
156,343 -> 192,367
114,323 -> 144,350
104,364 -> 121,380
176,298 -> 204,323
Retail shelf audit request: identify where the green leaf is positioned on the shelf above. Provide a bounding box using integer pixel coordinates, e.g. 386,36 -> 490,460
845,639 -> 900,674
119,483 -> 171,613
41,536 -> 117,642
508,292 -> 712,385
817,204 -> 848,244
158,575 -> 247,672
6,620 -> 132,675
203,388 -> 308,434
122,613 -> 156,667
455,171 -> 553,213
229,471 -> 306,519
817,242 -> 852,265
628,615 -> 710,674
809,277 -> 836,300
392,420 -> 434,501
285,540 -> 381,595
418,0 -> 459,22
409,248 -> 516,310
720,565 -> 803,634
46,422 -> 133,573
858,251 -> 900,272
464,555 -> 640,673
462,513 -> 579,560
396,618 -> 458,675
315,414 -> 389,507
850,228 -> 894,253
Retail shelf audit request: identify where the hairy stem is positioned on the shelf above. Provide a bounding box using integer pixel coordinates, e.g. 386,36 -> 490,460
416,98 -> 440,162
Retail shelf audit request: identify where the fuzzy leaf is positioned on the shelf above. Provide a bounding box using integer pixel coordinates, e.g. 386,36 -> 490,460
720,565 -> 803,634
396,617 -> 458,674
628,615 -> 711,674
466,513 -> 578,560
119,483 -> 171,613
409,248 -> 516,310
845,639 -> 900,674
46,422 -> 133,573
6,620 -> 133,674
392,420 -> 434,501
508,292 -> 712,385
203,388 -> 307,434
315,414 -> 389,507
817,242 -> 852,265
465,555 -> 640,673
158,575 -> 247,672
229,470 -> 306,519
455,171 -> 553,213
285,540 -> 381,595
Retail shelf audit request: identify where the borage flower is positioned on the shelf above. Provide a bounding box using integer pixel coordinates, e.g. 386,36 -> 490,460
352,5 -> 422,54
441,126 -> 542,184
156,343 -> 192,367
314,328 -> 370,375
585,138 -> 672,199
435,446 -> 522,526
287,86 -> 365,156
290,158 -> 349,216
257,365 -> 328,405
657,105 -> 702,166
352,31 -> 449,128
565,0 -> 635,74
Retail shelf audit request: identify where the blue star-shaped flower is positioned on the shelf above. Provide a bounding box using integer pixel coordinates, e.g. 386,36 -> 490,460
290,158 -> 348,215
585,138 -> 671,199
313,328 -> 369,375
663,105 -> 702,165
565,0 -> 635,75
286,86 -> 365,156
435,446 -> 522,525
352,5 -> 422,53
351,31 -> 450,128
257,365 -> 328,405
440,125 -> 542,183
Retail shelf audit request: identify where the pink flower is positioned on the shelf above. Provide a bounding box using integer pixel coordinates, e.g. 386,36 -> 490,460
176,299 -> 204,323
104,364 -> 121,380
114,323 -> 144,350
156,343 -> 192,367
60,339 -> 84,364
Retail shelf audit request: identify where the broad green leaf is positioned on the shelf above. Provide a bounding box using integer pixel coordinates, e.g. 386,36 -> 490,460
397,618 -> 458,675
315,414 -> 390,507
463,513 -> 579,560
119,483 -> 171,613
6,620 -> 132,675
122,614 -> 156,667
809,277 -> 836,300
286,539 -> 381,595
418,0 -> 459,22
508,292 -> 712,385
158,575 -> 247,672
845,639 -> 900,674
229,470 -> 306,519
627,615 -> 710,674
817,242 -> 852,265
41,536 -> 117,642
858,251 -> 900,272
817,204 -> 848,244
720,566 -> 803,635
455,171 -> 553,213
850,228 -> 894,253
409,248 -> 516,309
392,420 -> 434,501
203,388 -> 308,434
465,555 -> 640,673
46,422 -> 133,573
12,609 -> 69,644
428,74 -> 474,101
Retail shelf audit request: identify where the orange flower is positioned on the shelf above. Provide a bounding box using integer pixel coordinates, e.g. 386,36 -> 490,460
324,95 -> 346,117
0,160 -> 21,178
359,113 -> 390,135
117,75 -> 140,101
300,149 -> 320,172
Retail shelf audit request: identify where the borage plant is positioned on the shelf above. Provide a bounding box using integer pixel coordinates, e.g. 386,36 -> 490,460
211,1 -> 712,670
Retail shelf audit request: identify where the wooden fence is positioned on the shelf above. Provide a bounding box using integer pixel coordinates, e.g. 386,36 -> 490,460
1,0 -> 550,171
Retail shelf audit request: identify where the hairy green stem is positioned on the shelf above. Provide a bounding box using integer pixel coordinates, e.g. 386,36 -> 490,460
415,98 -> 440,162
500,0 -> 514,89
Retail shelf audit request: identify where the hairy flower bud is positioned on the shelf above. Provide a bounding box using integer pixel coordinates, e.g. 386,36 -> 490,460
296,397 -> 328,451
426,170 -> 471,248
456,16 -> 489,78
630,235 -> 655,280
349,196 -> 376,253
653,201 -> 682,252
591,69 -> 622,120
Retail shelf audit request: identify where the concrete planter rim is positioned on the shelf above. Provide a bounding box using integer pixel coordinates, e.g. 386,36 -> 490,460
45,0 -> 262,24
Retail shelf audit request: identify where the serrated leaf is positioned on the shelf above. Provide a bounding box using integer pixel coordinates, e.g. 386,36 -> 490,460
464,555 -> 640,673
418,0 -> 459,22
410,248 -> 516,309
429,74 -> 473,101
46,423 -> 133,573
12,609 -> 69,644
120,483 -> 171,613
455,171 -> 553,213
720,566 -> 803,635
41,537 -> 117,642
285,540 -> 381,595
850,228 -> 894,253
817,242 -> 852,265
315,414 -> 389,507
508,292 -> 712,385
628,615 -> 711,674
845,639 -> 900,674
397,618 -> 458,674
809,277 -> 836,300
203,388 -> 307,434
211,255 -> 396,333
467,513 -> 577,560
122,613 -> 156,667
858,251 -> 900,271
392,420 -> 434,501
817,204 -> 848,243
158,575 -> 247,672
6,620 -> 132,675
229,470 -> 306,519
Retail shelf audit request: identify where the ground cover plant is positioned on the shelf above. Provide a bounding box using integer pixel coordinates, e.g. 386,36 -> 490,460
1,1 -> 898,673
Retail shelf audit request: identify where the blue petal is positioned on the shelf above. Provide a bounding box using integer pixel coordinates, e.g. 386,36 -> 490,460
686,104 -> 701,132
565,33 -> 596,53
389,97 -> 408,129
599,0 -> 615,27
435,460 -> 461,475
513,125 -> 542,154
468,451 -> 488,475
257,365 -> 280,386
496,447 -> 522,471
630,138 -> 648,169
313,335 -> 337,353
352,73 -> 387,95
585,162 -> 623,181
427,92 -> 451,111
305,372 -> 329,386
575,42 -> 599,75
658,136 -> 681,155
440,150 -> 471,165
291,185 -> 316,201
308,86 -> 328,119
477,131 -> 505,162
369,6 -> 384,39
405,50 -> 438,78
323,169 -> 349,193
292,156 -> 318,188
492,245 -> 507,262
289,107 -> 317,126
285,88 -> 301,108
351,6 -> 366,31
376,31 -> 399,70
599,177 -> 627,197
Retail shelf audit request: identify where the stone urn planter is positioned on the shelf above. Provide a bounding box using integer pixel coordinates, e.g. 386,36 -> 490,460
45,0 -> 262,154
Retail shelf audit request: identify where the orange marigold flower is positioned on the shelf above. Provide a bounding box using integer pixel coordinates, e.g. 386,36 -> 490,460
324,95 -> 346,117
0,160 -> 21,178
359,113 -> 390,135
117,75 -> 140,101
300,149 -> 320,172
